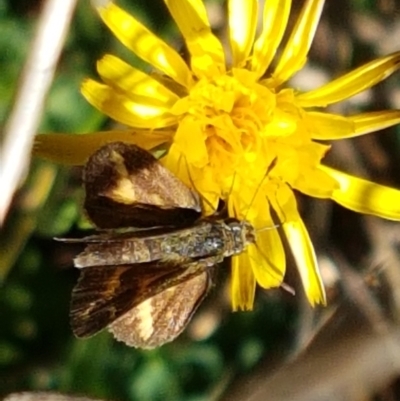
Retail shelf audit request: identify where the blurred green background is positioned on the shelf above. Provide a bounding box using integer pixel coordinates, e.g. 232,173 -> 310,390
1,1 -> 400,400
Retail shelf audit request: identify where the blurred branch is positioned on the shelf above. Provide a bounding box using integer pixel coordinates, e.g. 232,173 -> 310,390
0,162 -> 57,282
221,302 -> 400,401
4,393 -> 105,401
0,0 -> 77,225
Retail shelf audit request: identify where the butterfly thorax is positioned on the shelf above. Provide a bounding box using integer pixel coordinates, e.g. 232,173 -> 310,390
162,218 -> 257,260
220,218 -> 256,257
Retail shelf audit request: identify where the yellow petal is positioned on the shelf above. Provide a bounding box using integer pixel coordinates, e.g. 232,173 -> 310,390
228,0 -> 258,67
249,229 -> 286,288
97,2 -> 192,88
296,51 -> 400,107
81,80 -> 178,128
174,117 -> 209,167
307,110 -> 400,140
321,166 -> 400,221
189,168 -> 221,213
294,166 -> 339,198
97,55 -> 180,106
34,130 -> 172,165
164,0 -> 225,77
305,111 -> 355,140
231,252 -> 256,311
251,0 -> 291,78
161,143 -> 193,187
269,185 -> 326,305
351,110 -> 400,136
273,0 -> 325,85
283,218 -> 326,306
268,184 -> 294,223
161,144 -> 220,214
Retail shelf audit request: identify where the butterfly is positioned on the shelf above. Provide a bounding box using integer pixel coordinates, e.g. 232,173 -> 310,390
65,142 -> 256,348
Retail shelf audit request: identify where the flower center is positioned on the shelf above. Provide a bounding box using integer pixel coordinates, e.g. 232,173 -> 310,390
170,68 -> 325,213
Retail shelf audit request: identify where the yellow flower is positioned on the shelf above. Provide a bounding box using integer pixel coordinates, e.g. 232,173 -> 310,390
35,0 -> 400,310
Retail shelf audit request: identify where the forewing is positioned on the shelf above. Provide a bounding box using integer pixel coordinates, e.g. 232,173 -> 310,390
83,142 -> 201,228
70,256 -> 219,338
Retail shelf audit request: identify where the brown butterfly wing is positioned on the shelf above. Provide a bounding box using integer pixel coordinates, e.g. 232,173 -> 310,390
83,142 -> 201,229
109,271 -> 213,348
70,256 -> 219,339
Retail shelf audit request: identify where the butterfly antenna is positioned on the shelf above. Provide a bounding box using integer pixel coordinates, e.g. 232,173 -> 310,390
255,199 -> 284,233
183,155 -> 217,214
242,157 -> 278,222
241,238 -> 284,285
245,247 -> 295,296
255,242 -> 286,280
215,171 -> 238,218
